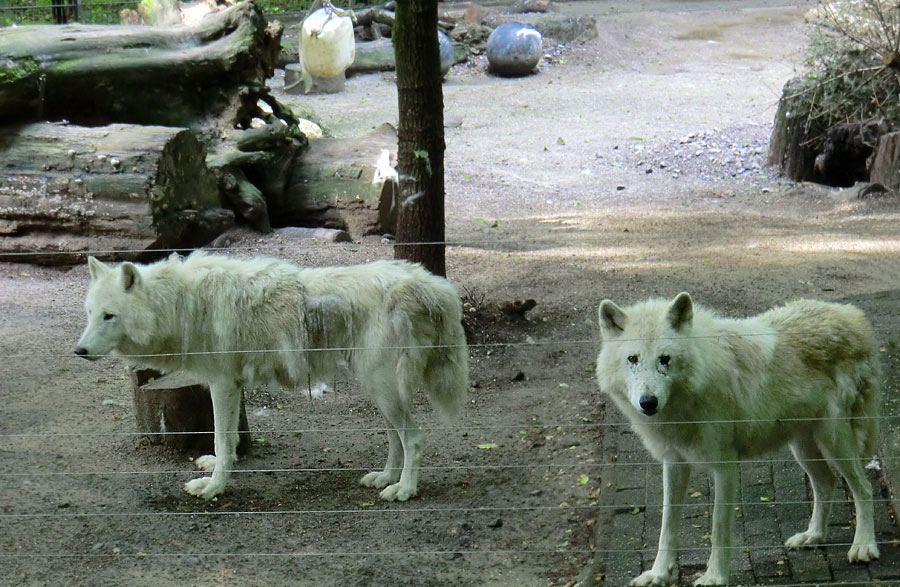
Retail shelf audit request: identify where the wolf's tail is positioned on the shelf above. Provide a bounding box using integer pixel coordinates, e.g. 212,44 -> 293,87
389,276 -> 469,421
422,308 -> 469,421
852,352 -> 881,459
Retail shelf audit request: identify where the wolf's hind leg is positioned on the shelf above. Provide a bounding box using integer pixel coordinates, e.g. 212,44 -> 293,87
785,435 -> 836,548
818,422 -> 879,562
360,427 -> 403,489
364,379 -> 422,502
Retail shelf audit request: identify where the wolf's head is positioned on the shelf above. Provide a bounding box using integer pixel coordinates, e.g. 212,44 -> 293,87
596,292 -> 694,417
74,257 -> 155,360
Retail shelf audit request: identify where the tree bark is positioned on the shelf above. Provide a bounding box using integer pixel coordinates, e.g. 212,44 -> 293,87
392,0 -> 447,276
0,122 -> 231,264
0,0 -> 282,129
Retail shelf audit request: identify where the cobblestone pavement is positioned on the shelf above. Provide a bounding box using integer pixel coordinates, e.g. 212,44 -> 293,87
591,407 -> 900,586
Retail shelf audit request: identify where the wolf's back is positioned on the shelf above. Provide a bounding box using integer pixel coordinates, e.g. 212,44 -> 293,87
768,300 -> 881,457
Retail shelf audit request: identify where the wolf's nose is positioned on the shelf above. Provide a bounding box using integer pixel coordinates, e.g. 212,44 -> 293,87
639,395 -> 658,415
74,347 -> 88,357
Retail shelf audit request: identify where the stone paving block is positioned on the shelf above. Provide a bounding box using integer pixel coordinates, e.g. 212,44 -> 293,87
749,545 -> 790,580
785,546 -> 832,583
869,543 -> 900,580
825,544 -> 872,583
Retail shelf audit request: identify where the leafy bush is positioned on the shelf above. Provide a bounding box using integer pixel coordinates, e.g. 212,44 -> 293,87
782,0 -> 900,148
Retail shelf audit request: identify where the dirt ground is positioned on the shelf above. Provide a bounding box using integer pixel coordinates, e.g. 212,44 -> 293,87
2,1 -> 900,586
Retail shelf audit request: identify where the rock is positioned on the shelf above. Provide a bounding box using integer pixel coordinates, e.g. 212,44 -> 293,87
486,22 -> 543,77
450,23 -> 494,53
439,30 -> 454,76
511,0 -> 550,13
499,299 -> 537,317
275,227 -> 353,243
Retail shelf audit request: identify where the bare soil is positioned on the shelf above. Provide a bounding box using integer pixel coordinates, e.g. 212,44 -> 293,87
2,2 -> 900,586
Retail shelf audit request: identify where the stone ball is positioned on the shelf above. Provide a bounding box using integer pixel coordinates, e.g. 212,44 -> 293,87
439,30 -> 454,76
486,22 -> 543,77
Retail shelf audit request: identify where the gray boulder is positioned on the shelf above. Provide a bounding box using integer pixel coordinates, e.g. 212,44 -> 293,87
486,22 -> 543,77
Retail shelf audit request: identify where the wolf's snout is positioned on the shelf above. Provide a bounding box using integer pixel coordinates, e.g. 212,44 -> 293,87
74,347 -> 95,360
639,395 -> 658,415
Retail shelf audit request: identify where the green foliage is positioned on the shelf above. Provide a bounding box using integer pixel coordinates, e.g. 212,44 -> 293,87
2,0 -> 381,25
784,0 -> 900,148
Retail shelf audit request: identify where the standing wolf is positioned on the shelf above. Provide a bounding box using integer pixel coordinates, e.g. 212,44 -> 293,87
75,252 -> 469,502
595,292 -> 880,586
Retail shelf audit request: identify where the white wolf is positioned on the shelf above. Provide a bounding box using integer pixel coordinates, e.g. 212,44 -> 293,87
595,292 -> 881,586
75,252 -> 469,502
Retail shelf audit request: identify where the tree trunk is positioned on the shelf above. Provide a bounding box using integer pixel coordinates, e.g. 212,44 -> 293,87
392,0 -> 447,276
0,122 -> 232,265
767,78 -> 819,182
0,0 -> 282,129
130,368 -> 251,455
869,131 -> 900,191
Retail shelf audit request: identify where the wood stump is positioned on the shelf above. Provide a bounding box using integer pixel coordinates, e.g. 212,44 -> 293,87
130,368 -> 251,455
869,131 -> 900,191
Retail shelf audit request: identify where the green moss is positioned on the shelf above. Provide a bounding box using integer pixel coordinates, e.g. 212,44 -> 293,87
0,58 -> 39,85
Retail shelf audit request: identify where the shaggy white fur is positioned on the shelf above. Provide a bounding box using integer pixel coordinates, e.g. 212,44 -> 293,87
76,252 -> 469,502
596,293 -> 880,586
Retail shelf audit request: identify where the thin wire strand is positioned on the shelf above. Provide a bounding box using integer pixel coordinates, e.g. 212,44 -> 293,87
0,454 -> 889,477
13,325 -> 899,360
0,540 -> 893,558
1,228 -> 896,258
0,495 -> 892,520
2,413 -> 896,439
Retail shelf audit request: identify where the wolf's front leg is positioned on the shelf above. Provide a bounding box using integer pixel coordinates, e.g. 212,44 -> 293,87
184,381 -> 242,500
694,463 -> 738,586
632,461 -> 690,586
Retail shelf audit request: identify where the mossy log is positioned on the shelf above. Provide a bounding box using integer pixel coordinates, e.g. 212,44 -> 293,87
0,122 -> 232,264
277,123 -> 398,236
0,0 -> 282,128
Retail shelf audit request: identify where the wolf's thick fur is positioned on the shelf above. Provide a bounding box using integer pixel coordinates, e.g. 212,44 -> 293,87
596,293 -> 880,586
76,252 -> 469,502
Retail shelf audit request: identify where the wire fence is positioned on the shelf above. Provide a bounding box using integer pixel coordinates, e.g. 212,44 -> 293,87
2,240 -> 899,584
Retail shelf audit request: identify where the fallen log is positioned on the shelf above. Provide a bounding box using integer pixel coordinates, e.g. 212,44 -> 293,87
0,0 -> 282,129
0,122 -> 232,264
275,123 -> 399,236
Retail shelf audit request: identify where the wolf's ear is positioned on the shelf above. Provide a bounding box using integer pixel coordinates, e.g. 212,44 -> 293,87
120,262 -> 142,292
87,256 -> 110,281
667,292 -> 693,331
599,300 -> 627,337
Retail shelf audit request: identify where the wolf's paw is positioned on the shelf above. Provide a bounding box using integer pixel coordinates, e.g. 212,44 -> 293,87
630,570 -> 674,586
848,541 -> 879,563
183,477 -> 225,500
693,570 -> 727,586
785,529 -> 825,549
379,482 -> 416,502
193,455 -> 217,472
360,471 -> 396,489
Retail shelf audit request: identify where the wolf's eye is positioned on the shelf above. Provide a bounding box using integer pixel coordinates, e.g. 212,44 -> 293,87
659,355 -> 671,366
627,354 -> 639,364
103,313 -> 116,321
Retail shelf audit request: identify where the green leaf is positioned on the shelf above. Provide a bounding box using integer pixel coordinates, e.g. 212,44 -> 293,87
579,474 -> 589,484
477,443 -> 498,450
